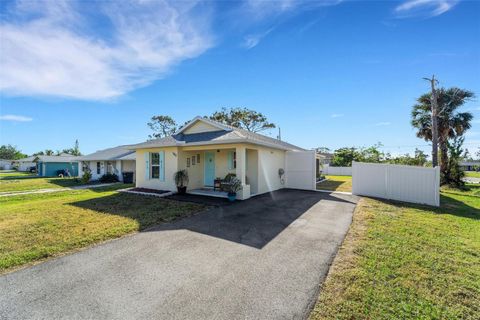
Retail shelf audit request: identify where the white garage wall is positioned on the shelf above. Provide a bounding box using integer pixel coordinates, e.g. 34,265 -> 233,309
352,162 -> 440,206
285,151 -> 316,190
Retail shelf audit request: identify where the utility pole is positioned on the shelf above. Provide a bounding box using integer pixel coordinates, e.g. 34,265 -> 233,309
277,127 -> 281,140
423,75 -> 439,167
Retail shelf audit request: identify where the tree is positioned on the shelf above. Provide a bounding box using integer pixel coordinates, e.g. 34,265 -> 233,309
445,136 -> 466,187
386,149 -> 429,166
62,140 -> 82,156
423,75 -> 440,167
315,147 -> 331,154
209,107 -> 276,133
148,115 -> 177,139
0,144 -> 27,160
411,87 -> 474,184
331,148 -> 362,166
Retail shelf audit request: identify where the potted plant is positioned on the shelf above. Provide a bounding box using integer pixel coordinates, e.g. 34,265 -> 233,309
174,170 -> 189,194
227,177 -> 242,202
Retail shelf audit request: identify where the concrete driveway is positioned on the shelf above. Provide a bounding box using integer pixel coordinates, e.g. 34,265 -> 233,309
0,189 -> 358,320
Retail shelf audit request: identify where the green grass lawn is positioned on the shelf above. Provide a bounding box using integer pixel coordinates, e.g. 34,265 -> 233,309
465,171 -> 480,178
0,171 -> 36,179
317,175 -> 352,192
0,185 -> 205,272
310,187 -> 479,319
0,174 -> 86,193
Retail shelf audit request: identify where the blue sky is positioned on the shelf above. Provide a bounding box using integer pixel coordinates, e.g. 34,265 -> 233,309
0,0 -> 479,157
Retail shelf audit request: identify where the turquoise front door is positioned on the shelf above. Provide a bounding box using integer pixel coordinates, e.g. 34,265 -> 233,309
204,151 -> 215,186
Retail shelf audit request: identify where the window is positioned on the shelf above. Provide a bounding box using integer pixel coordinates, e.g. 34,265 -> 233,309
151,153 -> 160,179
228,151 -> 236,170
96,162 -> 101,174
197,154 -> 200,163
192,156 -> 196,165
187,157 -> 190,167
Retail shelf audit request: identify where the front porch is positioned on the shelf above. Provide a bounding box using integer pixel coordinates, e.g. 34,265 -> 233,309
187,187 -> 229,199
178,146 -> 258,200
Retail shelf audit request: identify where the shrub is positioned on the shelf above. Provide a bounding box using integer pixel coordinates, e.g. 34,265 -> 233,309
99,173 -> 119,183
227,177 -> 243,195
81,171 -> 92,184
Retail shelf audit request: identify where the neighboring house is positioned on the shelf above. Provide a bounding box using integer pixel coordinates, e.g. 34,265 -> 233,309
14,156 -> 36,172
130,116 -> 317,199
0,159 -> 13,170
316,152 -> 334,165
460,160 -> 480,171
16,154 -> 80,176
79,145 -> 136,182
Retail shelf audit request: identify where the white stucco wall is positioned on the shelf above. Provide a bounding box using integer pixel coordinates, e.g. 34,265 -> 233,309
178,151 -> 204,189
257,147 -> 286,194
246,149 -> 259,194
135,147 -> 179,191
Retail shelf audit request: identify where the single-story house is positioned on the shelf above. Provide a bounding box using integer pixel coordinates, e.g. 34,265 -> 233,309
0,159 -> 13,170
79,145 -> 136,182
460,160 -> 480,171
16,154 -> 80,176
129,116 -> 317,200
14,156 -> 36,172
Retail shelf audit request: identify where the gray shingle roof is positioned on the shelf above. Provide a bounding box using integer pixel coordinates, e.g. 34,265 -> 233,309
79,145 -> 135,161
130,118 -> 305,151
17,154 -> 80,162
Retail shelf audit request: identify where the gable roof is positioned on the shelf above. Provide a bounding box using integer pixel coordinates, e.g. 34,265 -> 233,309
130,117 -> 304,151
175,116 -> 233,135
17,154 -> 80,163
79,145 -> 135,161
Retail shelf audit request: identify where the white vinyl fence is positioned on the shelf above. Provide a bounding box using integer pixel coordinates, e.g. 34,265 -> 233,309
352,162 -> 440,206
286,150 -> 316,190
322,164 -> 352,176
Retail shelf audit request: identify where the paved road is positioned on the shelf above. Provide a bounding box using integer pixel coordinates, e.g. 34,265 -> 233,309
464,177 -> 480,184
0,189 -> 358,320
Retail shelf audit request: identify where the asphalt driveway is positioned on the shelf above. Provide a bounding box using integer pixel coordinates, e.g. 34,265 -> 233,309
0,189 -> 358,320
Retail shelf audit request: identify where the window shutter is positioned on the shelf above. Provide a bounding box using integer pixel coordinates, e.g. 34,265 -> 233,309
227,151 -> 233,170
144,152 -> 150,180
159,151 -> 165,181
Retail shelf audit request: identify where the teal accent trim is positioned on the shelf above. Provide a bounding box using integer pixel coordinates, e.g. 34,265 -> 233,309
144,152 -> 150,180
227,151 -> 234,170
159,151 -> 165,181
43,162 -> 79,177
204,151 -> 215,186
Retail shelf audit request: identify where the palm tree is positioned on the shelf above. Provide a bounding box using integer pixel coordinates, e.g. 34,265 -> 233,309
411,87 -> 474,183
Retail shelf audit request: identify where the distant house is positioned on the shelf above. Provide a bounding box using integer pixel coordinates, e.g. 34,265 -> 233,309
316,152 -> 334,165
129,116 -> 317,199
0,159 -> 13,170
16,154 -> 80,176
460,160 -> 480,171
79,145 -> 136,182
14,156 -> 37,172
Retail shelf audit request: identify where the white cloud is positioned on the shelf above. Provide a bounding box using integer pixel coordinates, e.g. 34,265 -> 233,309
395,0 -> 459,18
0,114 -> 33,122
331,113 -> 344,118
375,122 -> 391,126
243,28 -> 274,49
0,1 -> 213,100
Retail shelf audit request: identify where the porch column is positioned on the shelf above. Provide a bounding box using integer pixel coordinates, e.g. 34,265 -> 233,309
235,146 -> 250,200
236,146 -> 246,185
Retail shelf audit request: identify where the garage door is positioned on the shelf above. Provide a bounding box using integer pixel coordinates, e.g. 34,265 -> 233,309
285,151 -> 316,190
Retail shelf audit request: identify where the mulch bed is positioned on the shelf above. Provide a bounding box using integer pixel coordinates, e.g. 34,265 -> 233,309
128,188 -> 171,195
